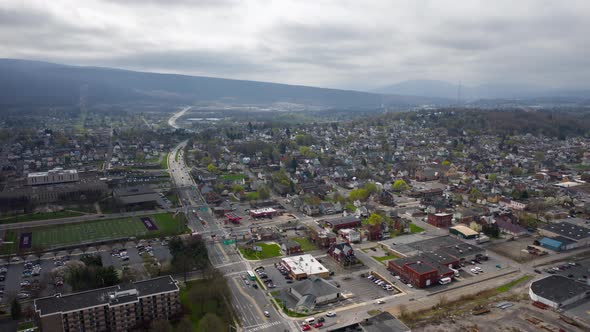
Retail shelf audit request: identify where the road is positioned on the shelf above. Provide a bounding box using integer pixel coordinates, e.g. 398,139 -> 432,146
167,106 -> 191,129
167,138 -> 296,332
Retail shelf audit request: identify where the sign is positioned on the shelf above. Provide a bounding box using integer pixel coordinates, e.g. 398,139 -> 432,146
223,239 -> 236,245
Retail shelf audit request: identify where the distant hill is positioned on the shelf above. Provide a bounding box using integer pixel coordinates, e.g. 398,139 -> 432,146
373,79 -> 590,101
0,59 -> 450,109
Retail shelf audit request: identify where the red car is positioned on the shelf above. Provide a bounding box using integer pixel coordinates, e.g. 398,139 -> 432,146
314,322 -> 324,328
301,325 -> 311,331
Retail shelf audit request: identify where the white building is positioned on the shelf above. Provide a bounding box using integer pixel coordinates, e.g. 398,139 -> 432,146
27,168 -> 79,186
281,254 -> 329,280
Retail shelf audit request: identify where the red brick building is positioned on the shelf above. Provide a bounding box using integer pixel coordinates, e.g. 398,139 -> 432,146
324,215 -> 361,231
427,213 -> 453,228
388,252 -> 457,288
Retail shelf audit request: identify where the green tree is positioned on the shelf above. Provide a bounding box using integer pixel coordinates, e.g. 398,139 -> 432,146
442,160 -> 451,166
364,182 -> 378,194
349,188 -> 369,202
392,179 -> 410,192
207,163 -> 219,174
258,186 -> 270,200
487,173 -> 497,182
149,320 -> 174,332
367,213 -> 383,226
245,192 -> 259,201
198,313 -> 225,332
10,298 -> 21,320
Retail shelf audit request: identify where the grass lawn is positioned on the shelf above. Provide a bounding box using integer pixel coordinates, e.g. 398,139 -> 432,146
0,213 -> 188,254
240,243 -> 282,260
292,237 -> 318,251
0,211 -> 85,224
160,152 -> 169,169
220,174 -> 245,181
180,280 -> 233,330
175,149 -> 180,162
496,274 -> 533,293
409,223 -> 425,233
372,253 -> 400,264
0,231 -> 17,256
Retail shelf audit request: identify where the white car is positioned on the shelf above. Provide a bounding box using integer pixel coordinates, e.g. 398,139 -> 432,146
470,268 -> 479,274
263,311 -> 270,317
376,299 -> 385,304
326,311 -> 336,317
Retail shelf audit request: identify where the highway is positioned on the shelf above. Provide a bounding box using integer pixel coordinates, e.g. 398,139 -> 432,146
167,138 -> 296,332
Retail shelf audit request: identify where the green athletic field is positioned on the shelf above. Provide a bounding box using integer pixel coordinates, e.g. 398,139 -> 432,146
0,213 -> 188,255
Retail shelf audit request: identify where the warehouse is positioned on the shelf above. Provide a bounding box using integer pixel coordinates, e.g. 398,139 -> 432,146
529,275 -> 590,308
539,222 -> 590,250
449,225 -> 479,239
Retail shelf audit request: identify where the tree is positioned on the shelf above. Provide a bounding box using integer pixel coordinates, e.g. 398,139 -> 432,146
487,173 -> 497,183
363,182 -> 378,194
207,163 -> 219,174
367,213 -> 383,226
257,186 -> 270,200
442,160 -> 451,167
11,298 -> 21,320
392,179 -> 410,192
349,188 -> 369,202
149,320 -> 174,332
198,312 -> 225,332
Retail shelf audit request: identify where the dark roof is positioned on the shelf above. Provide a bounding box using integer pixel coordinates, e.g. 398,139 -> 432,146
530,275 -> 590,304
551,235 -> 577,245
290,276 -> 340,299
35,276 -> 178,317
495,219 -> 527,234
541,222 -> 590,241
408,235 -> 485,259
113,185 -> 155,197
360,312 -> 411,332
325,215 -> 361,227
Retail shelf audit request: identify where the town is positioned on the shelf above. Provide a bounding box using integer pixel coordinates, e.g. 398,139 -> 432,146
1,105 -> 590,332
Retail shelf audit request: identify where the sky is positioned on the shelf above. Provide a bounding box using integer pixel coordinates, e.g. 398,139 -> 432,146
1,0 -> 589,90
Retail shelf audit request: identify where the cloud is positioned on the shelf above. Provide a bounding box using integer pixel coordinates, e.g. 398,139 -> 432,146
0,0 -> 588,90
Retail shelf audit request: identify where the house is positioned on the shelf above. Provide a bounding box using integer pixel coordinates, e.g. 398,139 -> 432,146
328,243 -> 357,265
281,240 -> 303,255
338,228 -> 361,243
288,276 -> 341,313
495,218 -> 527,237
427,213 -> 453,228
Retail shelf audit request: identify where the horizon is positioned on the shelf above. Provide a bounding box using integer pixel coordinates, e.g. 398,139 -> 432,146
1,1 -> 589,91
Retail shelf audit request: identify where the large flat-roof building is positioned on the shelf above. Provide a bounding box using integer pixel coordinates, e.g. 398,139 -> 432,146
27,168 -> 79,186
281,254 -> 330,280
529,275 -> 590,309
34,276 -> 180,332
539,222 -> 590,250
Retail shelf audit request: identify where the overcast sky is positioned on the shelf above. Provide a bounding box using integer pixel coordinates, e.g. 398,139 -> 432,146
1,0 -> 589,90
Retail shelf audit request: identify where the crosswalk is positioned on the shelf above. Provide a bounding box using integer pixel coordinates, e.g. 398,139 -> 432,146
244,321 -> 283,332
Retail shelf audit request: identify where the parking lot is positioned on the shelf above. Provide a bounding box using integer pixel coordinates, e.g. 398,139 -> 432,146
0,240 -> 172,304
336,272 -> 397,302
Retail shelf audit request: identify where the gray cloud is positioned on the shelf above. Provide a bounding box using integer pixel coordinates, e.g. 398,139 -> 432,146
0,0 -> 588,90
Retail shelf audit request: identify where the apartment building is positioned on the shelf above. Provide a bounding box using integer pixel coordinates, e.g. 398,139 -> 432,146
34,276 -> 180,332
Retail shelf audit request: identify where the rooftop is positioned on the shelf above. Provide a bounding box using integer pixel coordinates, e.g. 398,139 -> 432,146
541,222 -> 590,241
530,275 -> 590,304
282,254 -> 329,276
35,275 -> 178,317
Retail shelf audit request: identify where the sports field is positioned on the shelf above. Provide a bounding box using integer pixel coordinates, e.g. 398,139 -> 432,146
1,213 -> 188,254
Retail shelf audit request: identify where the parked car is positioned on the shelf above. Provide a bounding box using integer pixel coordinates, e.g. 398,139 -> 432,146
326,311 -> 336,317
263,311 -> 270,317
